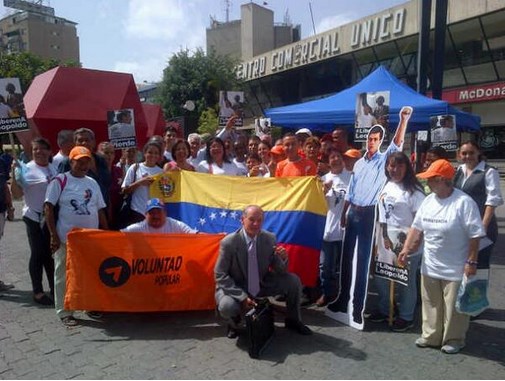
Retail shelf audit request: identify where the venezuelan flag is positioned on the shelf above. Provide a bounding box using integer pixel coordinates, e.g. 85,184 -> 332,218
150,171 -> 327,286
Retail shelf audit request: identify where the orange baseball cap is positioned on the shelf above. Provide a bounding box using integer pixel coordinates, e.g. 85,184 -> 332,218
69,146 -> 92,161
270,145 -> 284,155
343,148 -> 362,159
417,159 -> 455,180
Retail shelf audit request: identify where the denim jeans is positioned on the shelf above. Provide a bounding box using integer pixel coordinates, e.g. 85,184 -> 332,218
320,240 -> 342,297
375,254 -> 421,321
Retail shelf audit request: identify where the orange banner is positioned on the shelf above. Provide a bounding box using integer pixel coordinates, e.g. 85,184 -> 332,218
65,229 -> 224,312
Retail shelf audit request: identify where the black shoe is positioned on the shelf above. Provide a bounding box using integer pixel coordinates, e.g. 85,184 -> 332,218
33,294 -> 54,306
367,312 -> 388,323
391,318 -> 413,332
226,324 -> 239,339
285,318 -> 312,335
327,300 -> 347,313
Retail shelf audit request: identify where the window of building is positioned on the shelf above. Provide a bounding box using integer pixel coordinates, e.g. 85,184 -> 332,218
481,10 -> 505,80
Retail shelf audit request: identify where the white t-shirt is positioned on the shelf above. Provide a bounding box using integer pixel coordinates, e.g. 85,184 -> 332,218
378,182 -> 425,227
232,158 -> 248,176
122,217 -> 198,234
196,161 -> 240,176
45,173 -> 106,243
52,152 -> 67,169
412,188 -> 485,281
121,163 -> 163,215
322,169 -> 351,241
20,161 -> 58,222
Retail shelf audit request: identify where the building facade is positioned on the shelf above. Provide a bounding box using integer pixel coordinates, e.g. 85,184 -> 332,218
0,3 -> 79,63
207,2 -> 300,61
237,0 -> 505,158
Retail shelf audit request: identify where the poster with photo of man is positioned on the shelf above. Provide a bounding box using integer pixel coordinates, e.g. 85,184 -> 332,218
354,91 -> 390,142
374,225 -> 410,286
0,77 -> 29,134
219,90 -> 244,128
430,115 -> 457,151
107,108 -> 136,149
255,117 -> 271,139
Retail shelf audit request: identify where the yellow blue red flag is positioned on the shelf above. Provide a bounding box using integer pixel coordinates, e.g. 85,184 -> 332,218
150,171 -> 327,286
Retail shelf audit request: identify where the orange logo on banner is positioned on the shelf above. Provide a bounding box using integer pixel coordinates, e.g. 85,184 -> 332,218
65,229 -> 224,312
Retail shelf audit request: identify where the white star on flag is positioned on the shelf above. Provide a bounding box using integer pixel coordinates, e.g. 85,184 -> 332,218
219,210 -> 227,218
198,217 -> 206,226
209,212 -> 217,220
230,211 -> 238,219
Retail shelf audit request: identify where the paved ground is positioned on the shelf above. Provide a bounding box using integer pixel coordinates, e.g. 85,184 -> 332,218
1,181 -> 504,379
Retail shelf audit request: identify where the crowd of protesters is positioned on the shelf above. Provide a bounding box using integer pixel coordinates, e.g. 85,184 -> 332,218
0,117 -> 502,355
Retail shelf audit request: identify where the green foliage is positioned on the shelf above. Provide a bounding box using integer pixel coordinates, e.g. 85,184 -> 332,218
197,107 -> 219,135
157,48 -> 242,120
0,52 -> 80,92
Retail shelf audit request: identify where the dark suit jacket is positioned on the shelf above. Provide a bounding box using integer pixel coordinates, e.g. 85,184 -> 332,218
214,228 -> 287,303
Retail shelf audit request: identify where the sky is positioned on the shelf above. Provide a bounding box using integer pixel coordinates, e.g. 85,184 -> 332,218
0,0 -> 408,84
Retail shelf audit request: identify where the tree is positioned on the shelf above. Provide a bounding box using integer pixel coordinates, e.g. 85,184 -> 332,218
197,107 -> 219,135
0,52 -> 80,93
157,48 -> 242,123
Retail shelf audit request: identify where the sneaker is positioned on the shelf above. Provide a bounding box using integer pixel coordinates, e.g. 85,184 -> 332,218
391,318 -> 413,332
0,281 -> 14,292
86,311 -> 104,320
61,316 -> 78,327
367,312 -> 388,323
415,337 -> 430,348
441,343 -> 464,354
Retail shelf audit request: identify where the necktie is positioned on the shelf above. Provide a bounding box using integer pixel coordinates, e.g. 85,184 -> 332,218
247,239 -> 260,297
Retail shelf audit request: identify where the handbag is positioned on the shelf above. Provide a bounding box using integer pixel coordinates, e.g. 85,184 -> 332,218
455,270 -> 490,316
245,298 -> 275,358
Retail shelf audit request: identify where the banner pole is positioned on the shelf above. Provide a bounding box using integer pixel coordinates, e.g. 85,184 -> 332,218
389,280 -> 395,327
8,132 -> 17,159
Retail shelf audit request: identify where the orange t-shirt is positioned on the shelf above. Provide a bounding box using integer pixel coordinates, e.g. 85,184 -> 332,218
275,158 -> 317,177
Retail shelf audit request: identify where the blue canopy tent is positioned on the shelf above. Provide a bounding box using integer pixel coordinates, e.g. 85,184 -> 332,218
264,66 -> 480,133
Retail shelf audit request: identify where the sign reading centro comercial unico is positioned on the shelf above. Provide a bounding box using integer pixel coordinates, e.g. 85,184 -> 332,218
237,6 -> 408,81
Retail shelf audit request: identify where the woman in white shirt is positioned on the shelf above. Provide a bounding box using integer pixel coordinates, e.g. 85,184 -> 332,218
398,159 -> 485,354
14,137 -> 58,305
121,141 -> 163,225
196,137 -> 240,176
369,152 -> 425,331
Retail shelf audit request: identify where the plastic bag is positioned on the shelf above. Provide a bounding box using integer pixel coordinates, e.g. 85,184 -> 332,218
455,270 -> 490,316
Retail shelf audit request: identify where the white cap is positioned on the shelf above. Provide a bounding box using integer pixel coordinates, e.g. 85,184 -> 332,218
295,128 -> 312,136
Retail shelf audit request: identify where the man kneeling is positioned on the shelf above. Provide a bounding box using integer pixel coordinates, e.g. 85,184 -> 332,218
214,204 -> 312,338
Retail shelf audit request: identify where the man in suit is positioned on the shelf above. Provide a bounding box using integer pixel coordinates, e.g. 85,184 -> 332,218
215,205 -> 312,338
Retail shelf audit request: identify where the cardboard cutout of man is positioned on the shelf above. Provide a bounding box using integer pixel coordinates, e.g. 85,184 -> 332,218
327,106 -> 412,329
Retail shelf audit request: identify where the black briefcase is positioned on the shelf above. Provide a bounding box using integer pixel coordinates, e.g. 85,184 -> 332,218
245,299 -> 275,358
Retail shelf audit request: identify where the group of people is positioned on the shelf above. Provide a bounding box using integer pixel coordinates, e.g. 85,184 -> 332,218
1,113 -> 502,355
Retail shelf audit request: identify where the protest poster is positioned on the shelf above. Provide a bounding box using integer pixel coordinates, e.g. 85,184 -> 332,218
0,77 -> 29,134
219,90 -> 244,127
354,91 -> 390,142
430,114 -> 457,152
107,108 -> 136,149
255,117 -> 271,139
374,225 -> 410,286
